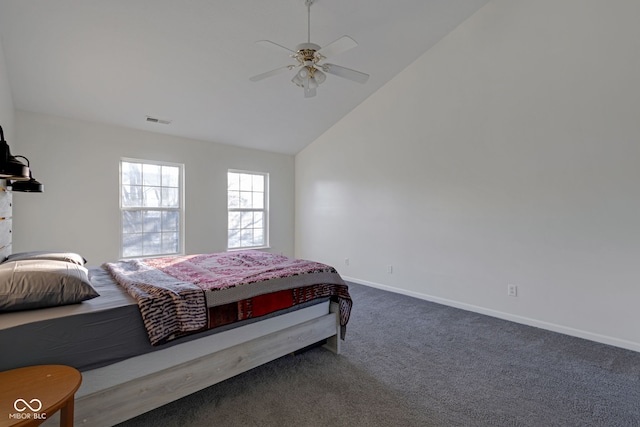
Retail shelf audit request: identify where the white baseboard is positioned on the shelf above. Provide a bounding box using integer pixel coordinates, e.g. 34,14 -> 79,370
343,275 -> 640,354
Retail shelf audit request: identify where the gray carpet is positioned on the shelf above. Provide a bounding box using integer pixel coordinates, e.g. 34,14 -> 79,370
117,282 -> 640,426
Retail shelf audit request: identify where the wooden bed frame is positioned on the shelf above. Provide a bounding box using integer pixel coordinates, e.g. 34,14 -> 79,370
1,184 -> 344,426
41,301 -> 342,426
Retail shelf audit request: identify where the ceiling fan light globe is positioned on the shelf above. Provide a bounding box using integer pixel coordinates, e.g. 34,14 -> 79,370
298,68 -> 308,79
308,77 -> 319,89
314,69 -> 326,84
292,74 -> 304,87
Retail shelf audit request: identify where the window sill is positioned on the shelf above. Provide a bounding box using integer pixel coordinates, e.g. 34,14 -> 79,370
226,246 -> 271,252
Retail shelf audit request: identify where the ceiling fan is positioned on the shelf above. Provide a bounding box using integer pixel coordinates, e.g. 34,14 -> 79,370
250,0 -> 369,98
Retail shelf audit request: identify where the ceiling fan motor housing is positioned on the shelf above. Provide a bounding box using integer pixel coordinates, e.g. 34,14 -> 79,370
295,43 -> 322,63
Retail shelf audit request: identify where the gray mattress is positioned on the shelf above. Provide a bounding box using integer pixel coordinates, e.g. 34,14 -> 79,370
0,266 -> 327,372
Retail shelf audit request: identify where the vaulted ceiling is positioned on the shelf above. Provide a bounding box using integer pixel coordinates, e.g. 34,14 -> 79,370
0,0 -> 489,154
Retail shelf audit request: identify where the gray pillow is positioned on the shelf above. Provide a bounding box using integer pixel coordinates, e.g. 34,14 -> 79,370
0,259 -> 99,311
4,251 -> 87,266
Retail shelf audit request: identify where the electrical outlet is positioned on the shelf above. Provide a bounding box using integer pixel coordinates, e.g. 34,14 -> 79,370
387,265 -> 393,274
507,284 -> 518,297
344,258 -> 350,266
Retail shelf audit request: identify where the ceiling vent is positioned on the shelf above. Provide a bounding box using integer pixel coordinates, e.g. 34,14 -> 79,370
145,116 -> 172,125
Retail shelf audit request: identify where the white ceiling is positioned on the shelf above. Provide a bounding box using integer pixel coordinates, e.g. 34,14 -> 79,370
0,0 -> 489,155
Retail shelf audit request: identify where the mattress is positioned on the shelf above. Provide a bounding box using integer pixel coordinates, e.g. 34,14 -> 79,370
0,266 -> 328,372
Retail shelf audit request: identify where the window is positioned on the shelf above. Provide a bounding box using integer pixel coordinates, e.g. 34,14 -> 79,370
120,159 -> 183,258
227,170 -> 268,249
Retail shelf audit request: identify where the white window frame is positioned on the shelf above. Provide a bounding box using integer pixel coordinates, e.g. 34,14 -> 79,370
227,169 -> 269,250
119,158 -> 185,258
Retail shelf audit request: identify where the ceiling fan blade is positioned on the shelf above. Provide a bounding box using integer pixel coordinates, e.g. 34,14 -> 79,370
250,65 -> 296,82
255,40 -> 296,54
321,63 -> 369,84
317,35 -> 358,59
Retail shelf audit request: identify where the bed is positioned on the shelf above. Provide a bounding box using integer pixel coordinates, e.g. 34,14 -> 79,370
0,248 -> 351,426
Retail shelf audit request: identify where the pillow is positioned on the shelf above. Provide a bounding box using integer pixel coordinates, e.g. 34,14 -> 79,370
3,251 -> 87,266
0,259 -> 99,312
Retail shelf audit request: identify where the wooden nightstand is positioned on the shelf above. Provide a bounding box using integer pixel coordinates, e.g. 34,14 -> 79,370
0,365 -> 82,427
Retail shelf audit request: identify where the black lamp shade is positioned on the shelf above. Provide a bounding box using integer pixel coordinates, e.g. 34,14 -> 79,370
8,154 -> 44,192
10,177 -> 44,192
0,141 -> 30,181
0,125 -> 31,181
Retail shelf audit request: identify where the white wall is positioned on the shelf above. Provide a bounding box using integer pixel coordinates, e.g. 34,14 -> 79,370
13,111 -> 295,265
296,0 -> 640,351
0,35 -> 14,140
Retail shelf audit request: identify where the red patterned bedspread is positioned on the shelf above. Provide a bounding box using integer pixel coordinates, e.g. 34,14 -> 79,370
104,251 -> 351,345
